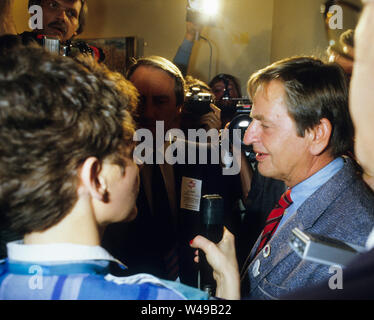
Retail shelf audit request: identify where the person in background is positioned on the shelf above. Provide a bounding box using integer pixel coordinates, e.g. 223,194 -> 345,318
327,28 -> 354,81
181,75 -> 222,132
0,0 -> 88,44
173,21 -> 203,77
174,21 -> 242,128
208,73 -> 242,128
0,40 -> 239,300
102,56 -> 186,283
326,27 -> 374,190
102,56 -> 242,291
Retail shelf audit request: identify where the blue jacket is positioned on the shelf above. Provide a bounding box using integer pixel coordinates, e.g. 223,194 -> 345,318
242,158 -> 374,299
0,242 -> 209,300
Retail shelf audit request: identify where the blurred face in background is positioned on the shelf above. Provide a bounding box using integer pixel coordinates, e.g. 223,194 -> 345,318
211,79 -> 240,126
38,0 -> 82,42
211,79 -> 240,102
129,65 -> 181,136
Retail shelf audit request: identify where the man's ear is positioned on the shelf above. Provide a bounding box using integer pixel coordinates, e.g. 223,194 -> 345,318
78,157 -> 107,201
307,118 -> 332,156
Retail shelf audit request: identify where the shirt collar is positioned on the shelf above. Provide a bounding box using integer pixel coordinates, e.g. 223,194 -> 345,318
275,157 -> 344,234
6,240 -> 126,268
290,157 -> 344,210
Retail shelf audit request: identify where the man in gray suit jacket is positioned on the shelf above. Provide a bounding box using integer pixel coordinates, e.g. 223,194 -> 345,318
283,1 -> 374,299
238,56 -> 374,299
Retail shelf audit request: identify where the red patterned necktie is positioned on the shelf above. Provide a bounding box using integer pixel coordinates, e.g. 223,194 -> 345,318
255,188 -> 293,255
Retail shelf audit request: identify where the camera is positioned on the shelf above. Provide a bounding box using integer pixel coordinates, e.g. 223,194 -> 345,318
36,35 -> 105,62
227,98 -> 257,162
184,85 -> 213,116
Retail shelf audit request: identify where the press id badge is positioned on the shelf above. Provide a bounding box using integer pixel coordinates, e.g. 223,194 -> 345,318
180,177 -> 202,212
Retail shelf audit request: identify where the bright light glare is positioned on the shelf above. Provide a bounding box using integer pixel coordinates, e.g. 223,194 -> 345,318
189,0 -> 219,16
202,0 -> 219,16
239,120 -> 251,128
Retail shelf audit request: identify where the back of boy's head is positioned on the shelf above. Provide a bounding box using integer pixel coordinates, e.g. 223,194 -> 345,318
0,40 -> 138,235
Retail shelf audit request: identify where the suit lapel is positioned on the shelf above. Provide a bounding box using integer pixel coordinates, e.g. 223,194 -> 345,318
292,157 -> 355,230
245,158 -> 357,289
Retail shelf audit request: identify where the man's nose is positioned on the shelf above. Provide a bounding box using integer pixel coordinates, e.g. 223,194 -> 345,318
243,120 -> 258,146
55,8 -> 68,21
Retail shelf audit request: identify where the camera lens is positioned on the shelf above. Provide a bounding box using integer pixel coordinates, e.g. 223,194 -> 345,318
228,113 -> 256,162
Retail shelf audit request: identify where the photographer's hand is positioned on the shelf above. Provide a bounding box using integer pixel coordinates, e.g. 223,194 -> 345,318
190,227 -> 240,300
199,103 -> 222,130
185,21 -> 203,42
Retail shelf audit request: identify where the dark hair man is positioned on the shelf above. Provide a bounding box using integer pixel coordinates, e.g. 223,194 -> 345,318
238,56 -> 374,299
102,55 -> 241,290
102,56 -> 188,282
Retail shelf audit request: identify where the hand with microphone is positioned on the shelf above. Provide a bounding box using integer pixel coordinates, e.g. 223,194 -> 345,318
190,195 -> 240,300
198,194 -> 224,296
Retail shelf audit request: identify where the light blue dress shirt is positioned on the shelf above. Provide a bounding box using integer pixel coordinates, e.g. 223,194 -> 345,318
275,157 -> 344,234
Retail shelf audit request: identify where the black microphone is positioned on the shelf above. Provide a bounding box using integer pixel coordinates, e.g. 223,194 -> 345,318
198,194 -> 224,296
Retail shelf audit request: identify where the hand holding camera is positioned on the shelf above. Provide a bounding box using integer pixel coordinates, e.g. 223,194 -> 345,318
199,103 -> 221,130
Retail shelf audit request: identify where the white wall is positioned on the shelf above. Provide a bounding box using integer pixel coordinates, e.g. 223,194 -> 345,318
271,0 -> 329,62
186,0 -> 274,94
81,0 -> 275,96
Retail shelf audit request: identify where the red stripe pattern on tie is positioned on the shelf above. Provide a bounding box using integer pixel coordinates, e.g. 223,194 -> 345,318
256,189 -> 293,255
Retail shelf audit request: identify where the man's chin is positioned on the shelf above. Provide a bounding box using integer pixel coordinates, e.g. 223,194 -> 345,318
257,162 -> 274,178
